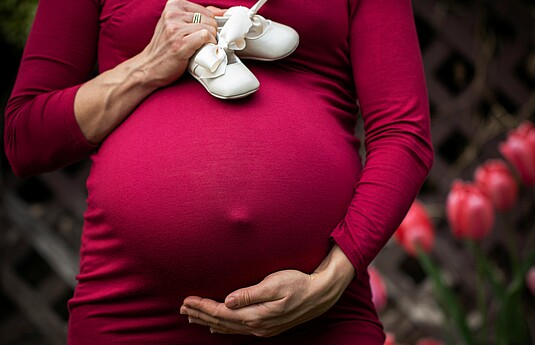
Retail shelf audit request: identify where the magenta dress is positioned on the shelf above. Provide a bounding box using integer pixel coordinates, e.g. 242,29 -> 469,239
4,0 -> 433,343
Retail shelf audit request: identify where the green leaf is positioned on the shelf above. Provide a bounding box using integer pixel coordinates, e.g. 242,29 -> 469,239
417,248 -> 475,345
0,0 -> 38,46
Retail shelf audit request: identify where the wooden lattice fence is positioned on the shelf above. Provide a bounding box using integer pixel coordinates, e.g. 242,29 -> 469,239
1,0 -> 534,344
376,0 -> 535,343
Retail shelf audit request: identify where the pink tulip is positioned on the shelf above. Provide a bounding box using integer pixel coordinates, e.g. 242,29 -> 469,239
474,159 -> 518,212
416,338 -> 445,345
499,121 -> 535,186
446,180 -> 495,241
384,332 -> 397,345
527,266 -> 535,297
394,200 -> 435,256
368,266 -> 387,312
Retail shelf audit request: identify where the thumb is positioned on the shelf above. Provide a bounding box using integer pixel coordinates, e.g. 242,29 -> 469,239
225,278 -> 282,309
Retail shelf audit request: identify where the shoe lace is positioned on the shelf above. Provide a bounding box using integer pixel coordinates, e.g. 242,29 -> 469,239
248,0 -> 268,17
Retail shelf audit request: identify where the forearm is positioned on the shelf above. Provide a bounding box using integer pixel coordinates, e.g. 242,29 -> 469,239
74,53 -> 159,145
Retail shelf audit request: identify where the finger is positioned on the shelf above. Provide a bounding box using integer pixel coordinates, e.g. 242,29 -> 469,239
180,28 -> 217,56
179,23 -> 217,40
160,7 -> 216,28
206,6 -> 227,16
181,305 -> 249,331
182,297 -> 253,324
167,0 -> 215,19
187,316 -> 212,327
187,316 -> 248,335
210,326 -> 249,335
187,11 -> 217,27
225,279 -> 285,309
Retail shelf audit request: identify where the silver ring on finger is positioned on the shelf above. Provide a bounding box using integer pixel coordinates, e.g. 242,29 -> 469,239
192,12 -> 202,24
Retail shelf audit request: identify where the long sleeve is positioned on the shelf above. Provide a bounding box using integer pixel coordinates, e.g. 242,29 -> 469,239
4,0 -> 101,178
330,0 -> 434,276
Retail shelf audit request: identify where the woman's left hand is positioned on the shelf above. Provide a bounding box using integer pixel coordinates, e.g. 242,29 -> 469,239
180,245 -> 355,337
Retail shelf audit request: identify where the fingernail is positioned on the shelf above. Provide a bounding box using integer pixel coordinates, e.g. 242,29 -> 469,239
226,296 -> 238,308
210,328 -> 215,334
180,306 -> 187,315
188,317 -> 193,323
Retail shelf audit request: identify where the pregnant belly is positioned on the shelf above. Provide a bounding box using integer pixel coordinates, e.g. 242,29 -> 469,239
80,74 -> 361,302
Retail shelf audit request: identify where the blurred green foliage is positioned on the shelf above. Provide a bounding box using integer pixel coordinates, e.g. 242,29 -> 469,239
0,0 -> 38,47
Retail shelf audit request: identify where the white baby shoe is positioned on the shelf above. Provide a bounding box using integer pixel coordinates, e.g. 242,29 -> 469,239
187,7 -> 260,99
215,4 -> 299,61
188,48 -> 259,99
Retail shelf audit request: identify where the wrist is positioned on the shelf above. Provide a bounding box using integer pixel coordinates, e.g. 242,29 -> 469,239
121,52 -> 161,94
309,245 -> 356,301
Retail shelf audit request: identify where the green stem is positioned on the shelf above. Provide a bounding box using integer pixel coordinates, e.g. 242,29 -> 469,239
521,248 -> 535,276
467,241 -> 505,300
472,241 -> 487,343
417,248 -> 475,345
502,213 -> 520,277
496,286 -> 530,345
496,248 -> 535,344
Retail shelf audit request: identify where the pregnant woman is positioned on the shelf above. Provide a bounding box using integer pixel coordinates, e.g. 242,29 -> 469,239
4,0 -> 433,343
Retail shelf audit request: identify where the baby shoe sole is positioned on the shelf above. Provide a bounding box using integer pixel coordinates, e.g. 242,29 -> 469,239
190,73 -> 259,100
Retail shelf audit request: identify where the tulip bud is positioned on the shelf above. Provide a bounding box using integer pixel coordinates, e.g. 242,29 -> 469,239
368,266 -> 387,312
394,200 -> 435,256
474,159 -> 518,212
384,332 -> 397,345
527,266 -> 535,297
446,180 -> 495,241
416,338 -> 445,345
499,121 -> 535,186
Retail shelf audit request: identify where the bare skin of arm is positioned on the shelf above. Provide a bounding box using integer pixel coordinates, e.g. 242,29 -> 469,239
74,0 -> 225,145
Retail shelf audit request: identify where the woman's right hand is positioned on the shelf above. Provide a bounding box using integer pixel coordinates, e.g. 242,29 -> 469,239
138,0 -> 224,88
73,0 -> 226,145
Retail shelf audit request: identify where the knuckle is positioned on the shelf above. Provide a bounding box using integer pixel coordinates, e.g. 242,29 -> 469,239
244,318 -> 263,329
244,291 -> 253,306
163,10 -> 177,20
164,0 -> 176,9
272,303 -> 286,316
170,41 -> 182,53
164,23 -> 178,36
211,304 -> 223,319
177,0 -> 189,10
177,12 -> 188,21
209,26 -> 217,36
199,29 -> 211,40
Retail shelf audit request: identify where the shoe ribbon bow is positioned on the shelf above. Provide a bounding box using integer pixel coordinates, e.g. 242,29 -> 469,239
192,6 -> 268,79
